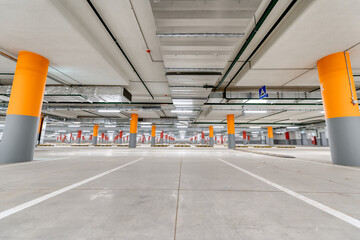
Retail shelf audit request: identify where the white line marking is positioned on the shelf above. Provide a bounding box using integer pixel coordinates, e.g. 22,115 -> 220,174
218,158 -> 360,229
0,158 -> 143,220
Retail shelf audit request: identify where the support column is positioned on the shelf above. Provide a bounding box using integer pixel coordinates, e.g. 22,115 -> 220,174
227,114 -> 235,149
285,132 -> 290,145
76,130 -> 82,144
160,131 -> 164,144
151,125 -> 156,146
320,132 -> 328,146
0,51 -> 49,163
119,130 -> 123,144
209,126 -> 214,146
129,113 -> 138,148
267,127 -> 274,146
242,131 -> 247,145
92,124 -> 99,145
317,52 -> 360,166
201,131 -> 205,144
301,133 -> 308,145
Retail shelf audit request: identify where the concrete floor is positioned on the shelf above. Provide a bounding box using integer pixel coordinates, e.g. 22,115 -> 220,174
0,146 -> 359,239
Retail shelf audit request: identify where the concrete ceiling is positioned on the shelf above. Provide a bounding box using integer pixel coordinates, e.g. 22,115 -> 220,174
0,0 -> 359,139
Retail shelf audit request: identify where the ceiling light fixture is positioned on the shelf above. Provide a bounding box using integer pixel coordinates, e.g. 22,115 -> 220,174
171,110 -> 193,113
244,110 -> 268,114
98,109 -> 121,113
247,99 -> 268,104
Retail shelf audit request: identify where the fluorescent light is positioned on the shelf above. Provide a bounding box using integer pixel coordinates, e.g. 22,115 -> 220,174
177,126 -> 188,128
249,126 -> 261,129
213,126 -> 224,129
58,130 -> 66,133
157,33 -> 244,38
321,111 -> 325,113
107,130 -> 115,133
247,99 -> 268,103
171,89 -> 197,92
286,126 -> 299,129
83,130 -> 90,133
172,99 -> 193,105
68,125 -> 80,128
98,109 -> 121,113
104,125 -> 116,128
171,110 -> 193,113
141,125 -> 152,128
244,110 -> 267,114
251,132 -> 259,134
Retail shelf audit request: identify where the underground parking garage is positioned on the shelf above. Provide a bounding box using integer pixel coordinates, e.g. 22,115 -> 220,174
0,0 -> 360,239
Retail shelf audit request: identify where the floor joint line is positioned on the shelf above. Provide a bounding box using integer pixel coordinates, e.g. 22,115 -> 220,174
173,151 -> 183,240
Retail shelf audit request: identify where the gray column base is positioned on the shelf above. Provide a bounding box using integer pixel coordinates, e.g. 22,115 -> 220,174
129,133 -> 137,148
209,137 -> 214,146
268,138 -> 274,146
301,133 -> 308,145
160,139 -> 163,144
285,139 -> 290,145
151,137 -> 155,146
119,138 -> 123,144
327,117 -> 360,166
201,139 -> 205,144
320,132 -> 328,146
0,115 -> 39,163
76,138 -> 81,144
243,139 -> 247,145
228,134 -> 235,149
92,137 -> 97,145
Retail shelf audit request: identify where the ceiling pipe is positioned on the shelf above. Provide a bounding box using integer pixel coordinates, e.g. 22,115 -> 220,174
86,0 -> 154,99
156,33 -> 245,38
222,0 -> 298,92
213,0 -> 279,91
205,103 -> 322,106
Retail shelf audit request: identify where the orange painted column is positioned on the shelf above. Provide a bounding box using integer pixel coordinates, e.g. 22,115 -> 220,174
92,124 -> 99,145
0,51 -> 49,163
151,125 -> 156,146
129,113 -> 138,148
227,114 -> 235,149
209,126 -> 214,146
317,52 -> 360,166
267,127 -> 274,146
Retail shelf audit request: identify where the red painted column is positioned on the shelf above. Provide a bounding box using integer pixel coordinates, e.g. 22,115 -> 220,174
285,132 -> 290,145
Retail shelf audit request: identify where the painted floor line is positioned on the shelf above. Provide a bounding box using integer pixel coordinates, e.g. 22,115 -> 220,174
0,157 -> 144,220
218,158 -> 360,230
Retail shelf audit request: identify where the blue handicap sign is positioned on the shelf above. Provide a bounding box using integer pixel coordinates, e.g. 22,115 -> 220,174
259,85 -> 268,99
